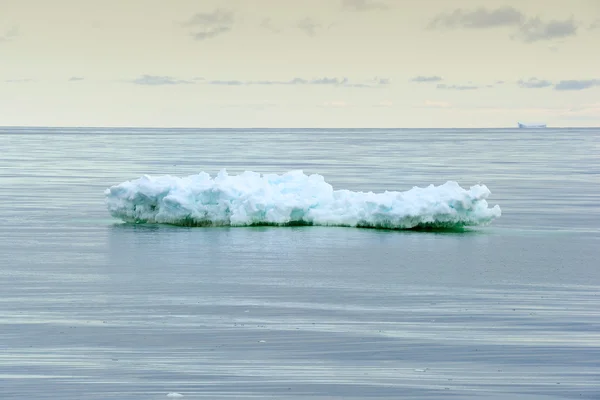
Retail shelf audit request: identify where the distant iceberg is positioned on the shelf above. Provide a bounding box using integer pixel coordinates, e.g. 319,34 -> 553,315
105,170 -> 501,230
518,122 -> 547,128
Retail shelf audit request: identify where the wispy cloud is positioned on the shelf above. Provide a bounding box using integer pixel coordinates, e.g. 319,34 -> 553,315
376,100 -> 393,107
0,26 -> 18,43
260,18 -> 282,33
517,77 -> 552,89
429,6 -> 523,29
411,76 -> 443,83
131,75 -> 194,86
513,18 -> 578,43
216,103 -> 277,110
127,75 -> 389,88
429,7 -> 578,42
68,76 -> 84,82
342,0 -> 389,11
322,100 -> 349,108
208,77 -> 389,88
554,79 -> 600,91
4,78 -> 35,83
437,83 -> 479,90
297,17 -> 322,37
208,80 -> 244,86
312,77 -> 345,85
335,77 -> 390,88
417,100 -> 452,108
183,9 -> 234,40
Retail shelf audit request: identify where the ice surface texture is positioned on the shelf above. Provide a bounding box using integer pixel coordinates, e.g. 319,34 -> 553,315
105,170 -> 501,230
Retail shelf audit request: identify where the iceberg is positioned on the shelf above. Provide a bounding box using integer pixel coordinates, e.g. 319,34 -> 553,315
104,170 -> 501,230
518,122 -> 547,128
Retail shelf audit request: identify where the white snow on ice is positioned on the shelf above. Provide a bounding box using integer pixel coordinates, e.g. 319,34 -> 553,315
105,170 -> 501,230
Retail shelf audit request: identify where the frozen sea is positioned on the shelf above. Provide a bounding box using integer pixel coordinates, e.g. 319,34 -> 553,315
1,127 -> 599,399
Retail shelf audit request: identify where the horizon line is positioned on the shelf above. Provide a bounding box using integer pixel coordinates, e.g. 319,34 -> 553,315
1,125 -> 599,130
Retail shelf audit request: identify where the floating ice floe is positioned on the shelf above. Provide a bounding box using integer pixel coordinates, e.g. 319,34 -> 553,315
105,170 -> 501,230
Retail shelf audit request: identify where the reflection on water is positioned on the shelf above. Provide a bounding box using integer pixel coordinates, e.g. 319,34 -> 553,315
1,128 -> 599,399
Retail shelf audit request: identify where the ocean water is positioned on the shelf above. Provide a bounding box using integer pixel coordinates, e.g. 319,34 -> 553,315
0,127 -> 599,399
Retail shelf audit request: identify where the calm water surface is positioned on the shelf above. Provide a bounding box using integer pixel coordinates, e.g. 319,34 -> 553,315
1,127 -> 599,399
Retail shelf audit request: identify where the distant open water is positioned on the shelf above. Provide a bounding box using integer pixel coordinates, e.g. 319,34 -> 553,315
0,127 -> 599,399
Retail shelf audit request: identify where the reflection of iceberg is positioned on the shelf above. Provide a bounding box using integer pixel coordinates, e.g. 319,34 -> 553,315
105,170 -> 501,230
518,122 -> 547,128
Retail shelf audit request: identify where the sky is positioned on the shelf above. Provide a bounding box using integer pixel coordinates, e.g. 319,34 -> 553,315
1,0 -> 599,127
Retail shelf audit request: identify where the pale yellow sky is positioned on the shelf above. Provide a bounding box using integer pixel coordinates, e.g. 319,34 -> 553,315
1,0 -> 599,127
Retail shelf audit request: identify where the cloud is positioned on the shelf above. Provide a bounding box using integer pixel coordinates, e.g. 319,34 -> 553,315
554,79 -> 600,91
419,100 -> 452,108
429,6 -> 524,29
514,18 -> 578,43
342,0 -> 389,11
208,80 -> 244,86
376,100 -> 393,107
131,75 -> 194,85
429,7 -> 578,42
312,77 -> 346,85
125,75 -> 389,88
411,76 -> 443,83
0,26 -> 18,43
206,77 -> 389,88
436,83 -> 479,90
322,100 -> 349,107
589,19 -> 600,30
216,103 -> 277,110
297,17 -> 322,36
343,77 -> 389,88
183,9 -> 234,40
260,18 -> 282,33
68,76 -> 84,82
517,77 -> 552,89
4,78 -> 35,83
